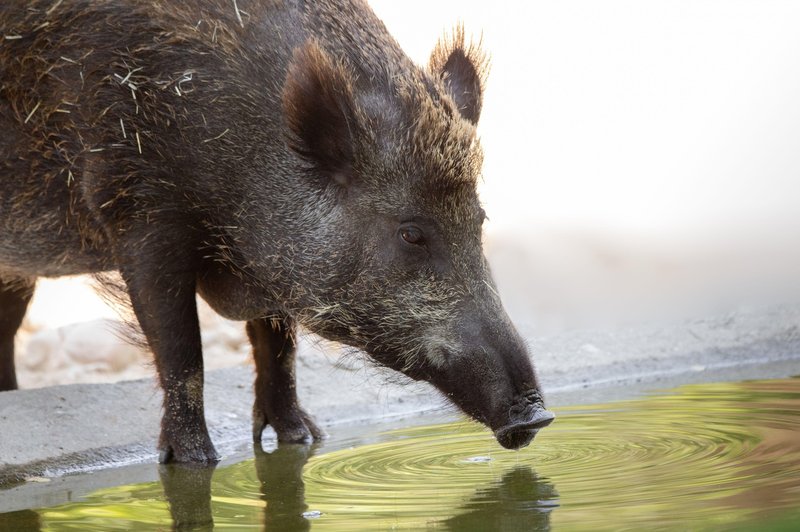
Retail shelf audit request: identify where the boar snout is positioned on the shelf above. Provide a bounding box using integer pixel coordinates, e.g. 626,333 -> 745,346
494,391 -> 555,450
419,307 -> 554,451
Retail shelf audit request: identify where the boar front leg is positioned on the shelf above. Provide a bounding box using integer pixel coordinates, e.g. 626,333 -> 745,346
0,276 -> 35,391
247,315 -> 324,443
121,264 -> 218,464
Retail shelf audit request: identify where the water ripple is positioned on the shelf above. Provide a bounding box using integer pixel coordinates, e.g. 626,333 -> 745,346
26,377 -> 800,531
295,378 -> 800,530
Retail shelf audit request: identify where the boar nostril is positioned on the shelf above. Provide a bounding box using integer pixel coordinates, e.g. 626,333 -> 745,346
509,390 -> 545,417
523,390 -> 543,404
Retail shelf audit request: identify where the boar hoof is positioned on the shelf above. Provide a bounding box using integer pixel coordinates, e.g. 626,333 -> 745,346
158,436 -> 220,464
253,404 -> 326,443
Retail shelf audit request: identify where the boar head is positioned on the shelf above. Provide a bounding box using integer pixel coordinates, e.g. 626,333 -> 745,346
281,31 -> 554,449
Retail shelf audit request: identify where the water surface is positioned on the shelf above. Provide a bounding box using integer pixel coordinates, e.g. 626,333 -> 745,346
3,377 -> 800,530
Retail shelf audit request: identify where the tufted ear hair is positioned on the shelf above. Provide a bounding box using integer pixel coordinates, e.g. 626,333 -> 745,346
428,25 -> 489,124
283,39 -> 359,187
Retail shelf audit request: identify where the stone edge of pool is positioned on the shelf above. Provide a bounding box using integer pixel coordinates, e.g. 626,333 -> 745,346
1,303 -> 800,503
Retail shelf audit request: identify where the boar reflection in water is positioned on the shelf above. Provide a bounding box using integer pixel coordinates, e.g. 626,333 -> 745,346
161,444 -> 318,530
0,0 -> 553,462
158,444 -> 557,531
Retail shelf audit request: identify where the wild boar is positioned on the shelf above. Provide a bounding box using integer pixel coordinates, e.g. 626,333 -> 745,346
0,0 -> 554,463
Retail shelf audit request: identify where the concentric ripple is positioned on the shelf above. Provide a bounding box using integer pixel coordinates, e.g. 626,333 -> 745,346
22,377 -> 800,531
296,378 -> 800,530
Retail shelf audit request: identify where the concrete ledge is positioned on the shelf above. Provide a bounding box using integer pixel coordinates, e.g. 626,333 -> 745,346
2,304 -> 800,488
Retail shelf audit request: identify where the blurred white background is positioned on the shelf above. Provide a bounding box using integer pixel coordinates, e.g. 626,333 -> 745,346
16,0 -> 800,386
374,0 -> 800,235
371,0 -> 800,331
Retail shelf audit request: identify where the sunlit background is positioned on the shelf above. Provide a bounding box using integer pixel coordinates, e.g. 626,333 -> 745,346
371,0 -> 800,327
17,0 -> 800,386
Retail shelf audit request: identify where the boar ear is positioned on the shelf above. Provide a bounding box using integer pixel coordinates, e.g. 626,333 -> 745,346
428,25 -> 489,124
283,40 -> 359,187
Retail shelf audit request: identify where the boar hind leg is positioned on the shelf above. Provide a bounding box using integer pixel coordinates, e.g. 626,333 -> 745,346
247,315 -> 324,443
121,264 -> 218,464
0,276 -> 35,392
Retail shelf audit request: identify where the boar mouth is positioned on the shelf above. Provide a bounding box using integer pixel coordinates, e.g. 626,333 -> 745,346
494,400 -> 555,450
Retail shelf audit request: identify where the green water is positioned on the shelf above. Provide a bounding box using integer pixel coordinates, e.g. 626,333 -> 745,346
4,377 -> 800,531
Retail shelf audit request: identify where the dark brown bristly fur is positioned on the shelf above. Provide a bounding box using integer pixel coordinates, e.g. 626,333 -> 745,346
1,0 -> 552,463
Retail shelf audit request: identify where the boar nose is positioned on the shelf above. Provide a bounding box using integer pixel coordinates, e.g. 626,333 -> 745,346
494,392 -> 555,450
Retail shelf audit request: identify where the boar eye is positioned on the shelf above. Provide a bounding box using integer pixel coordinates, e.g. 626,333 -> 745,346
399,225 -> 425,246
